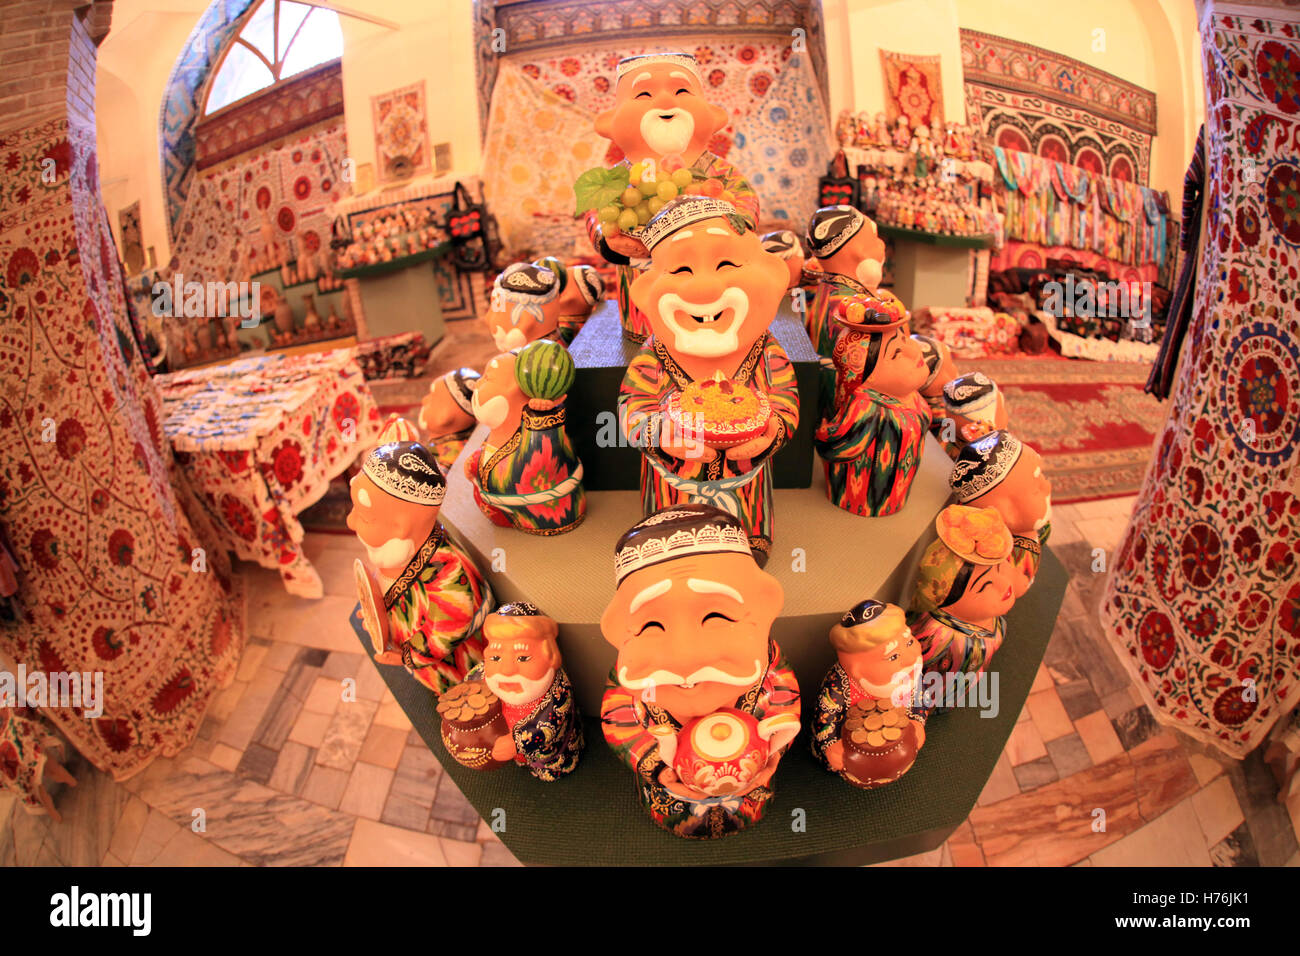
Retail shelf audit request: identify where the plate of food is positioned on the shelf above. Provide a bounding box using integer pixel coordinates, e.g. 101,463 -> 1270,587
665,371 -> 772,449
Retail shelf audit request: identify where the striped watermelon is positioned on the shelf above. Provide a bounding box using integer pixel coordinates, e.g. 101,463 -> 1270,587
515,338 -> 574,400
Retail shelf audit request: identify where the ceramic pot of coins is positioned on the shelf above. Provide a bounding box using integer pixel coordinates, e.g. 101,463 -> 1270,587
437,680 -> 511,771
838,699 -> 921,789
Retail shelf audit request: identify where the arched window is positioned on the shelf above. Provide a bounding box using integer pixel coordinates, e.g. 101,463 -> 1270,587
203,0 -> 343,115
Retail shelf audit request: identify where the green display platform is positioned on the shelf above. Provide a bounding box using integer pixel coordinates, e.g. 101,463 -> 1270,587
350,546 -> 1064,866
565,302 -> 820,491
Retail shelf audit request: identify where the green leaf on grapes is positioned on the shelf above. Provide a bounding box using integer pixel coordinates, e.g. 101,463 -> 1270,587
573,166 -> 630,217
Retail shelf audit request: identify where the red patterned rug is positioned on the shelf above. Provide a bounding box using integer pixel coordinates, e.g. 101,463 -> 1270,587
956,358 -> 1168,503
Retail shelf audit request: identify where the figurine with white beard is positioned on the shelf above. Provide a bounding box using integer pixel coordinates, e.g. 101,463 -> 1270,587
483,261 -> 564,353
455,602 -> 583,781
620,196 -> 799,567
464,341 -> 587,535
347,429 -> 494,696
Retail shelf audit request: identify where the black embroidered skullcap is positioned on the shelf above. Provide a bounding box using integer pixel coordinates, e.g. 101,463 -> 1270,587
613,503 -> 751,586
642,196 -> 744,252
533,256 -> 569,294
949,430 -> 1024,503
496,601 -> 542,617
942,371 -> 1000,419
442,367 -> 481,415
805,205 -> 865,258
571,264 -> 605,306
760,230 -> 804,260
495,261 -> 560,304
616,52 -> 700,84
361,441 -> 446,506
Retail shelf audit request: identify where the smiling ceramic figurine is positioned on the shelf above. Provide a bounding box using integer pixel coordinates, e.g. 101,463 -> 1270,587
759,229 -> 806,291
811,600 -> 927,789
464,340 -> 586,535
348,427 -> 493,695
950,430 -> 1053,596
909,505 -> 1017,681
554,262 -> 606,344
417,367 -> 481,469
600,504 -> 800,839
815,294 -> 933,517
911,333 -> 958,432
585,52 -> 758,342
443,602 -> 584,781
619,196 -> 798,565
484,261 -> 564,353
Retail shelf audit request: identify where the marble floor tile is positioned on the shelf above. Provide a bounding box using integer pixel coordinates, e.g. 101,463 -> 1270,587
1075,710 -> 1125,765
129,808 -> 185,865
1090,799 -> 1212,867
261,595 -> 366,653
429,819 -> 478,842
321,651 -> 364,681
381,791 -> 433,832
1056,680 -> 1104,722
479,840 -> 523,867
289,709 -> 332,749
1129,733 -> 1199,823
353,660 -> 391,702
1030,665 -> 1054,695
1046,733 -> 1093,780
441,837 -> 483,867
1209,822 -> 1259,867
1112,705 -> 1159,751
872,846 -> 945,866
150,827 -> 244,867
945,821 -> 985,867
374,695 -> 414,731
300,765 -> 350,809
1192,775 -> 1245,847
263,640 -> 301,671
216,666 -> 286,752
107,794 -> 151,864
344,817 -> 447,866
1013,756 -> 1059,791
36,755 -> 129,867
254,685 -> 306,751
977,752 -> 1021,807
389,744 -> 445,806
207,681 -> 248,723
268,741 -> 316,795
236,642 -> 270,682
303,675 -> 346,715
1005,719 -> 1048,766
1101,687 -> 1140,719
131,756 -> 355,866
360,723 -> 409,770
1188,751 -> 1226,786
431,775 -> 481,827
338,762 -> 394,821
316,698 -> 380,771
1026,688 -> 1074,741
235,743 -> 279,786
209,743 -> 243,773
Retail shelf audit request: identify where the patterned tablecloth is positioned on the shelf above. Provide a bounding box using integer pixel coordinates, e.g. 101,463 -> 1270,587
157,350 -> 381,597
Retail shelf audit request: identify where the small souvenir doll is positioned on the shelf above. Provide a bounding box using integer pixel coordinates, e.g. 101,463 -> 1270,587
440,602 -> 584,781
464,339 -> 586,535
909,504 -> 1017,681
553,262 -> 606,345
621,196 -> 799,566
872,111 -> 891,148
484,261 -> 565,352
835,108 -> 856,147
803,205 -> 907,361
892,114 -> 912,150
600,504 -> 801,839
0,707 -> 76,821
417,367 -> 481,469
811,601 -> 926,789
910,124 -> 935,179
950,430 -> 1052,597
941,371 -> 1008,455
815,294 -> 933,517
584,52 -> 758,343
911,333 -> 959,431
348,427 -> 494,695
760,229 -> 807,291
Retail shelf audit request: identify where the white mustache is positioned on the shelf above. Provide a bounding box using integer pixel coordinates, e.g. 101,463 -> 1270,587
641,107 -> 694,155
492,325 -> 528,351
618,659 -> 762,691
1034,499 -> 1053,531
472,391 -> 510,429
658,287 -> 749,358
363,536 -> 416,570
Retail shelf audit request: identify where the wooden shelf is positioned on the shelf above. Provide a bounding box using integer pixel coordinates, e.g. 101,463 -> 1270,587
877,224 -> 994,249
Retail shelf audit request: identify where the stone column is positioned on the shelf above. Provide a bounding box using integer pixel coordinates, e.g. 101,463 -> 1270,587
0,1 -> 245,785
1102,0 -> 1300,757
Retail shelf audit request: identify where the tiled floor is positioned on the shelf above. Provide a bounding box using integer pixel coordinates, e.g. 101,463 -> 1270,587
3,333 -> 1299,866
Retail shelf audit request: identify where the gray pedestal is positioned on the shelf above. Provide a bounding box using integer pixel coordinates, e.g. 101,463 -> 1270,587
440,427 -> 955,717
890,240 -> 974,312
566,301 -> 820,491
355,262 -> 446,346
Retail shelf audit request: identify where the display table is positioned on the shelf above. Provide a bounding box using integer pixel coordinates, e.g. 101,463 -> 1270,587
157,350 -> 381,597
349,544 -> 1065,865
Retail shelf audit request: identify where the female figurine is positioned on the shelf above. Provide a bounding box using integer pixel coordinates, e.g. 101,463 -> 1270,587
815,294 -> 932,517
909,505 -> 1018,680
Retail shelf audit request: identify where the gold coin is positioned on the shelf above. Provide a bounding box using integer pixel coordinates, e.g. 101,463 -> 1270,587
468,693 -> 487,708
882,726 -> 902,741
882,710 -> 901,727
850,729 -> 868,745
864,714 -> 884,731
866,730 -> 886,747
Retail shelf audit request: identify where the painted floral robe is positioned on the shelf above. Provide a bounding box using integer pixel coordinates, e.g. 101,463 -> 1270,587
463,663 -> 583,781
0,707 -> 62,812
430,426 -> 475,471
1012,523 -> 1052,591
385,524 -> 494,696
910,609 -> 1006,678
807,275 -> 908,418
466,401 -> 586,535
585,150 -> 759,343
619,334 -> 799,563
601,639 -> 800,839
809,663 -> 926,770
816,388 -> 932,517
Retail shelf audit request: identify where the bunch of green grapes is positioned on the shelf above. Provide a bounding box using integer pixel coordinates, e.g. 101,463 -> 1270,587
596,163 -> 696,237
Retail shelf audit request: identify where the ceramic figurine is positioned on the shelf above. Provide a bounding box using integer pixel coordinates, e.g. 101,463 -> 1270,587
950,430 -> 1052,597
892,114 -> 911,150
811,600 -> 928,788
554,263 -> 606,345
941,371 -> 1008,452
348,426 -> 494,695
804,206 -> 907,363
273,292 -> 295,340
302,293 -> 322,333
464,340 -> 586,534
912,333 -> 958,429
440,602 -> 584,781
620,196 -> 799,566
909,504 -> 1017,681
484,261 -> 564,352
582,51 -> 758,343
760,230 -> 806,291
910,124 -> 935,179
872,111 -> 890,149
599,504 -> 801,839
835,108 -> 856,147
418,366 -> 481,469
815,294 -> 932,517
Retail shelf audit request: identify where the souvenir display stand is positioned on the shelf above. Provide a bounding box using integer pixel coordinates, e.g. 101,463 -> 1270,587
879,226 -> 993,313
350,545 -> 1065,864
337,249 -> 448,347
566,301 -> 820,491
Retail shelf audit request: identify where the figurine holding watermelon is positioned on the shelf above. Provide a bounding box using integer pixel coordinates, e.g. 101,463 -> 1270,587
575,52 -> 760,343
464,339 -> 587,535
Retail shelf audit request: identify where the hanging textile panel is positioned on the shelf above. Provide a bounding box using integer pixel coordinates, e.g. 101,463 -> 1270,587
1101,3 -> 1300,757
371,81 -> 433,184
880,50 -> 945,128
960,29 -> 1156,185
